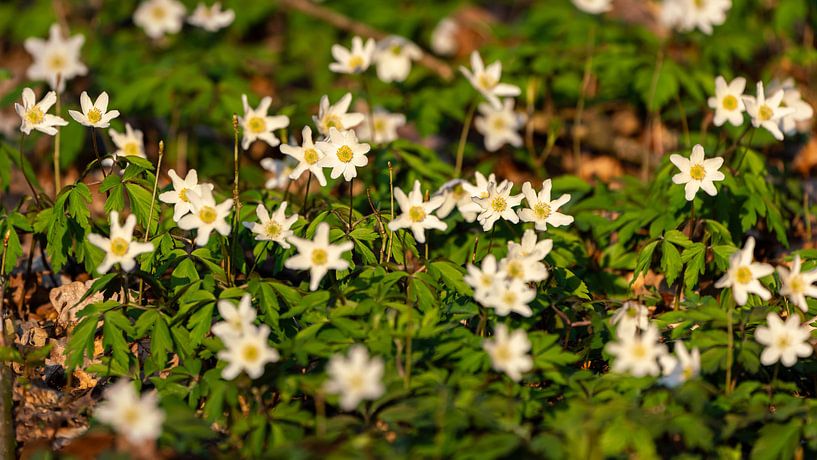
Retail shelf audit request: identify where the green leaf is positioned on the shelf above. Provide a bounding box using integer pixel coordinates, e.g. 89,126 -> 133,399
661,240 -> 682,285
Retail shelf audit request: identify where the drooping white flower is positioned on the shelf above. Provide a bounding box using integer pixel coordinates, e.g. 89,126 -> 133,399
239,94 -> 289,150
313,93 -> 365,137
68,91 -> 120,128
356,110 -> 406,144
324,345 -> 385,411
24,23 -> 87,91
134,0 -> 186,39
388,180 -> 447,243
778,255 -> 817,313
464,255 -> 506,305
434,179 -> 481,222
14,88 -> 67,136
158,169 -> 214,222
572,0 -> 612,14
742,82 -> 795,141
373,36 -> 422,83
610,301 -> 650,338
95,380 -> 164,443
177,188 -> 233,247
605,324 -> 667,377
486,279 -> 536,317
473,181 -> 523,231
714,236 -> 774,306
329,36 -> 376,74
243,202 -> 298,248
284,222 -> 353,291
280,126 -> 327,187
218,324 -> 279,380
430,18 -> 459,56
211,294 -> 257,341
659,341 -> 701,388
755,313 -> 812,367
260,157 -> 295,190
474,99 -> 525,152
106,123 -> 146,166
669,144 -> 725,201
483,324 -> 533,381
460,51 -> 521,109
188,2 -> 235,32
707,76 -> 746,127
769,78 -> 814,135
316,128 -> 370,182
518,179 -> 574,231
87,211 -> 154,274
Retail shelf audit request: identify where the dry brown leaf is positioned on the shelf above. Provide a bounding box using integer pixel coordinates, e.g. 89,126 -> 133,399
49,281 -> 107,331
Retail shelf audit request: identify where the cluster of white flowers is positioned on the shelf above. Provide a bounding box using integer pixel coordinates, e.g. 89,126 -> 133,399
330,35 -> 422,84
158,170 -> 233,247
134,0 -> 235,39
212,294 -> 280,380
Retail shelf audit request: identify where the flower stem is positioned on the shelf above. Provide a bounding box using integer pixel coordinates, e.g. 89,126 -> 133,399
386,162 -> 395,263
303,171 -> 313,214
454,101 -> 477,178
18,135 -> 42,209
229,115 -> 241,286
138,141 -> 164,305
53,86 -> 62,195
404,277 -> 413,390
725,296 -> 735,394
347,178 -> 355,234
90,127 -> 107,178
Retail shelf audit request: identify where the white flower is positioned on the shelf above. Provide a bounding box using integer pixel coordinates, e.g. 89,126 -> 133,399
473,181 -> 523,231
373,36 -> 422,83
313,93 -> 365,136
518,179 -> 573,231
284,222 -> 353,291
474,99 -> 525,151
572,0 -> 612,14
107,123 -> 146,166
464,254 -> 506,305
243,202 -> 298,248
610,301 -> 650,338
280,126 -> 327,187
239,94 -> 289,150
356,110 -> 406,144
134,0 -> 186,39
329,36 -> 376,74
430,18 -> 459,56
462,172 -> 509,213
669,144 -> 725,201
659,341 -> 701,388
434,179 -> 481,222
324,345 -> 384,411
260,157 -> 295,190
188,2 -> 235,32
218,324 -> 280,380
659,0 -> 686,30
486,279 -> 536,317
507,229 -> 553,261
707,76 -> 746,127
460,51 -> 521,109
68,91 -> 120,128
177,188 -> 233,247
14,88 -> 67,136
501,230 -> 551,283
95,380 -> 164,443
682,0 -> 732,35
211,294 -> 257,341
316,128 -> 370,182
605,324 -> 667,377
742,82 -> 796,141
158,169 -> 214,222
87,211 -> 153,274
483,324 -> 533,381
714,236 -> 774,306
769,78 -> 814,135
778,255 -> 817,313
387,180 -> 447,244
755,313 -> 812,367
24,23 -> 87,91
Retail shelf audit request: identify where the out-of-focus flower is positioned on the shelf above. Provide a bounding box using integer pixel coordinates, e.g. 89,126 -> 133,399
24,24 -> 87,91
474,99 -> 525,151
324,345 -> 384,411
329,36 -> 376,74
95,380 -> 164,443
188,2 -> 235,32
134,0 -> 186,39
239,94 -> 289,150
483,324 -> 533,381
356,110 -> 406,144
460,51 -> 521,109
373,36 -> 422,82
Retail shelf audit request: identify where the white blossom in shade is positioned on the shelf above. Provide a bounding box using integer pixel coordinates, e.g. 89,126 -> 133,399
659,0 -> 686,30
778,255 -> 817,313
460,51 -> 521,109
714,237 -> 774,306
284,222 -> 353,291
177,188 -> 233,247
474,99 -> 525,152
211,294 -> 256,341
659,341 -> 701,388
243,202 -> 298,248
434,179 -> 481,222
14,88 -> 67,136
464,255 -> 506,305
682,0 -> 731,35
605,324 -> 667,377
518,179 -> 574,231
669,144 -> 725,201
68,92 -> 120,128
87,211 -> 154,274
260,157 -> 295,190
483,324 -> 533,382
316,127 -> 370,182
280,126 -> 327,187
324,345 -> 385,411
239,94 -> 289,150
387,180 -> 447,244
24,23 -> 87,91
430,18 -> 459,56
106,123 -> 146,166
769,78 -> 814,135
610,301 -> 650,338
742,82 -> 795,141
218,324 -> 279,380
187,2 -> 235,32
707,76 -> 746,127
158,169 -> 214,222
95,380 -> 164,443
356,110 -> 406,144
313,93 -> 365,137
755,313 -> 813,367
486,279 -> 536,317
473,181 -> 523,231
572,0 -> 612,14
501,230 -> 552,283
329,36 -> 376,74
134,0 -> 186,39
507,229 -> 553,262
373,36 -> 422,83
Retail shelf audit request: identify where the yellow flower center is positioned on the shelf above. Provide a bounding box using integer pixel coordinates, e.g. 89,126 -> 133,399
453,184 -> 465,198
179,188 -> 190,202
47,54 -> 66,72
790,275 -> 805,293
722,95 -> 738,111
480,274 -> 493,288
494,343 -> 512,362
408,206 -> 426,223
348,55 -> 365,71
311,248 -> 328,266
491,197 -> 507,212
348,373 -> 366,391
534,202 -> 551,219
25,106 -> 44,125
265,221 -> 282,238
323,115 -> 342,131
122,405 -> 142,425
689,164 -> 706,181
506,261 -> 523,279
248,116 -> 266,134
758,105 -> 774,121
491,117 -> 506,131
478,73 -> 496,91
735,266 -> 753,284
151,6 -> 167,20
631,343 -> 647,359
502,291 -> 517,306
336,145 -> 354,163
199,206 -> 218,224
390,45 -> 403,56
304,148 -> 320,165
110,237 -> 129,257
87,108 -> 102,124
374,118 -> 386,133
123,142 -> 139,157
242,343 -> 260,362
682,365 -> 694,380
777,335 -> 790,349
